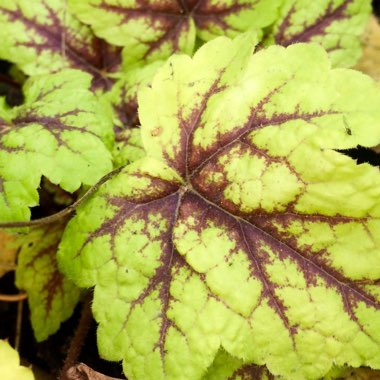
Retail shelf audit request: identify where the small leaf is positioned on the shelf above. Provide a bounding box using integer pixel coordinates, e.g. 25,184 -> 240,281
0,340 -> 34,380
265,0 -> 372,67
0,69 -> 113,222
113,128 -> 145,168
15,221 -> 81,342
69,0 -> 278,66
0,0 -> 121,89
58,34 -> 380,379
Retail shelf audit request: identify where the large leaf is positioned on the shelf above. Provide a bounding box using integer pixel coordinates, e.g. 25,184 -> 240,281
0,340 -> 34,380
69,0 -> 279,66
58,34 -> 380,380
265,0 -> 372,67
15,221 -> 81,342
0,70 -> 113,222
0,0 -> 121,89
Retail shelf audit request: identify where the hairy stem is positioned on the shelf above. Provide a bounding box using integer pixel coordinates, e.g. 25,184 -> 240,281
59,292 -> 93,380
0,165 -> 124,229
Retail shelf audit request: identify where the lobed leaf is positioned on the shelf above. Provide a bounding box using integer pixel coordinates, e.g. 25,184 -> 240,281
15,221 -> 81,342
265,0 -> 372,67
69,0 -> 279,66
0,0 -> 121,89
58,34 -> 380,379
0,70 -> 113,222
0,340 -> 34,380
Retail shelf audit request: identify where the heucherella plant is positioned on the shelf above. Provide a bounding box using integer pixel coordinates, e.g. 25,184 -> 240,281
0,0 -> 372,172
57,32 -> 380,380
68,0 -> 280,67
0,0 -> 378,378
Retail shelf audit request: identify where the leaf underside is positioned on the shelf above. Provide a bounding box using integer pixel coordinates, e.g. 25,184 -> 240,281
16,221 -> 81,341
266,0 -> 372,67
0,69 -> 113,222
58,34 -> 380,380
0,0 -> 121,89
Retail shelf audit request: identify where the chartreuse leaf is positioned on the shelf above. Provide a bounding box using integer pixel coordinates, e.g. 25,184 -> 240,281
0,0 -> 121,89
265,0 -> 372,68
69,0 -> 279,66
0,69 -> 113,222
15,221 -> 81,342
58,33 -> 380,380
0,340 -> 34,380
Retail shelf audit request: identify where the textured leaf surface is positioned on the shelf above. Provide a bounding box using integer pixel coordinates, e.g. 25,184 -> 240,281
0,70 -> 113,222
0,0 -> 121,89
0,340 -> 34,380
58,34 -> 380,380
16,221 -> 81,342
113,128 -> 145,168
69,0 -> 278,66
266,0 -> 372,67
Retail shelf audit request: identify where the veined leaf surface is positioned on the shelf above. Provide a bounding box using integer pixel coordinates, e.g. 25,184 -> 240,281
112,128 -> 145,168
0,70 -> 113,222
203,349 -> 274,380
58,34 -> 380,380
266,0 -> 372,67
15,221 -> 81,342
0,0 -> 121,89
69,0 -> 279,66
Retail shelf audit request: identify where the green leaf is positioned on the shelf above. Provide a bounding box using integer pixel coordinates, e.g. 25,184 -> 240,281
69,0 -> 278,66
105,61 -> 161,166
15,221 -> 81,342
113,128 -> 145,168
0,69 -> 113,222
108,60 -> 163,127
0,0 -> 121,89
0,340 -> 34,380
203,349 -> 273,380
265,0 -> 372,68
58,34 -> 380,380
203,350 -> 352,379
